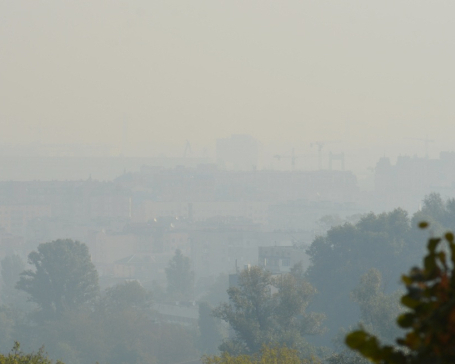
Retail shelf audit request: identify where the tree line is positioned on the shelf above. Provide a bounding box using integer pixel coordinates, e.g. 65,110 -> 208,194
2,193 -> 455,364
0,241 -> 199,364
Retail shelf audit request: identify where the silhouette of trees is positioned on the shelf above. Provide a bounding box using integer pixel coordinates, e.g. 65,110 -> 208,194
16,239 -> 99,320
346,223 -> 455,364
306,209 -> 419,341
203,344 -> 321,364
214,266 -> 324,355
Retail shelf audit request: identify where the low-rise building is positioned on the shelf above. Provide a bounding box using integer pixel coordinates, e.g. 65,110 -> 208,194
258,245 -> 310,274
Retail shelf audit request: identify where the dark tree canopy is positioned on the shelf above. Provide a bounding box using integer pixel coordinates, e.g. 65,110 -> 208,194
16,239 -> 99,319
351,269 -> 403,344
346,225 -> 455,364
305,209 -> 420,344
412,193 -> 455,233
103,280 -> 152,312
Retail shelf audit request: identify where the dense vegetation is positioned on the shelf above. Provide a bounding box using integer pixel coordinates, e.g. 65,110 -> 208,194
346,224 -> 455,364
0,342 -> 63,364
1,193 -> 455,364
213,265 -> 324,356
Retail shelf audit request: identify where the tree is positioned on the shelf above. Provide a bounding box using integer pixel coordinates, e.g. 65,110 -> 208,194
202,344 -> 321,364
30,283 -> 197,364
351,269 -> 403,344
102,280 -> 152,312
16,239 -> 99,320
0,342 -> 65,364
305,209 -> 420,345
346,223 -> 455,364
214,266 -> 324,355
165,249 -> 194,301
412,193 -> 455,234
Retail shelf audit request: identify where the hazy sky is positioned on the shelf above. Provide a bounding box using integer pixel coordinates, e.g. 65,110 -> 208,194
1,1 -> 455,160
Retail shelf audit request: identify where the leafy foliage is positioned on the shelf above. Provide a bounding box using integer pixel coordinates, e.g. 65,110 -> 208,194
22,290 -> 198,364
346,224 -> 455,364
214,266 -> 324,355
351,269 -> 403,343
0,342 -> 64,364
412,193 -> 455,234
306,209 -> 420,344
16,239 -> 99,317
202,344 -> 320,364
102,280 -> 152,312
16,240 -> 99,320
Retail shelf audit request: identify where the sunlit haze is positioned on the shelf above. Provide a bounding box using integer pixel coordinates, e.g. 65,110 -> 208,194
2,1 -> 455,173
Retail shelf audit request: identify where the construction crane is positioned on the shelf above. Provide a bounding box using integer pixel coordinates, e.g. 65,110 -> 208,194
310,140 -> 341,170
405,136 -> 434,159
274,148 -> 299,171
183,140 -> 192,158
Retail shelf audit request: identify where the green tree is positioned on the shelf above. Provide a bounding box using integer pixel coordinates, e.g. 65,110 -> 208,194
102,280 -> 152,312
346,224 -> 455,364
412,193 -> 455,234
16,239 -> 99,320
306,209 -> 419,345
0,342 -> 65,364
214,266 -> 324,355
202,344 -> 320,364
30,308 -> 107,364
351,269 -> 403,344
165,249 -> 194,301
32,288 -> 197,364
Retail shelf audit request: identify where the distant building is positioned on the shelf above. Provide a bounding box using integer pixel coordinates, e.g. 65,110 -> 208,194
216,134 -> 259,171
258,246 -> 310,274
189,222 -> 307,280
374,152 -> 455,212
0,181 -> 131,225
268,199 -> 363,240
88,230 -> 139,269
154,302 -> 199,326
0,230 -> 24,258
0,204 -> 51,236
134,200 -> 268,225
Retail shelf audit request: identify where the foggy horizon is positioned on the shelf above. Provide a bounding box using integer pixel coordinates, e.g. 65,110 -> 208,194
2,1 -> 455,166
1,2 -> 455,364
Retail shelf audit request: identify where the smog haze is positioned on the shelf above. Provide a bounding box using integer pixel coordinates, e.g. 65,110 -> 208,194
1,1 -> 455,166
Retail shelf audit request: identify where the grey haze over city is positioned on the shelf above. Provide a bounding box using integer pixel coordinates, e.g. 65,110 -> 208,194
0,2 -> 455,364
